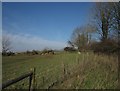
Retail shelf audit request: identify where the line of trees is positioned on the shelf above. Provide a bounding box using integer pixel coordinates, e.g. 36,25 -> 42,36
67,2 -> 120,54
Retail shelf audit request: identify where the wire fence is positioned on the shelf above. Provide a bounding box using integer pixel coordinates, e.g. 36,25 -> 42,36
2,68 -> 36,91
2,53 -> 88,89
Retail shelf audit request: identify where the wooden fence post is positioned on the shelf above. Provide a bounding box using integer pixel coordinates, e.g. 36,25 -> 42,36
32,68 -> 36,90
77,57 -> 79,64
30,68 -> 36,91
2,70 -> 34,90
29,75 -> 32,91
63,63 -> 66,80
61,62 -> 65,80
42,76 -> 45,85
76,54 -> 79,64
66,64 -> 68,76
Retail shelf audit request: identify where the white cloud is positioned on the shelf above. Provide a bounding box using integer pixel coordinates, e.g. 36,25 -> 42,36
3,32 -> 67,52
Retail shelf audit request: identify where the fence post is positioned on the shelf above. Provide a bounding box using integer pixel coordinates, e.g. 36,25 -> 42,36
2,69 -> 35,90
76,54 -> 79,64
29,68 -> 36,91
77,57 -> 79,64
32,68 -> 36,90
66,64 -> 68,76
42,76 -> 45,85
63,63 -> 65,79
29,75 -> 32,91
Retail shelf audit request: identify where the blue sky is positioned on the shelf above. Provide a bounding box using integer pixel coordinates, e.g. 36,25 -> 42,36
2,2 -> 94,52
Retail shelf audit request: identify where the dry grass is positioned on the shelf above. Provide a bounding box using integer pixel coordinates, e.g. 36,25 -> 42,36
52,52 -> 118,89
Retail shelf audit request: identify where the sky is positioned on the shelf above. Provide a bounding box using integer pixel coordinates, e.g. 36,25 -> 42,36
2,2 -> 94,52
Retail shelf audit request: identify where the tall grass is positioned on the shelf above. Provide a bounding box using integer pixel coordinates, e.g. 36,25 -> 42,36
2,52 -> 118,89
52,52 -> 118,89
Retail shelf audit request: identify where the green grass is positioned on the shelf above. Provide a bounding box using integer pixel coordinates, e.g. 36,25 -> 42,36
2,52 -> 118,89
2,52 -> 79,89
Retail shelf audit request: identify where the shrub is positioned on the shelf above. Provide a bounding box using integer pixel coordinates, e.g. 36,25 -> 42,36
91,39 -> 118,55
64,47 -> 76,52
41,49 -> 54,55
2,51 -> 15,56
32,50 -> 38,55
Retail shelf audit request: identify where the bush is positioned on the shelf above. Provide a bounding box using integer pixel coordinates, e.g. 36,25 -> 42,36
2,51 -> 15,56
32,50 -> 38,55
26,50 -> 31,55
26,50 -> 38,55
41,49 -> 54,55
91,39 -> 119,55
64,47 -> 76,52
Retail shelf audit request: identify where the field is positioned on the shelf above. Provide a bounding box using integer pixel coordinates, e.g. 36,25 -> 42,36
2,52 -> 118,89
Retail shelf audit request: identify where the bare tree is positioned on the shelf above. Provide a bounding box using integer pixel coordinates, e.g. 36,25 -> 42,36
112,2 -> 120,32
2,35 -> 12,54
84,24 -> 97,44
70,25 -> 96,51
111,2 -> 120,42
93,2 -> 113,41
70,26 -> 86,50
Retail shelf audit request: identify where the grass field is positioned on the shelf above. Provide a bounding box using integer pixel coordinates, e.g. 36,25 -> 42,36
2,52 -> 118,89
